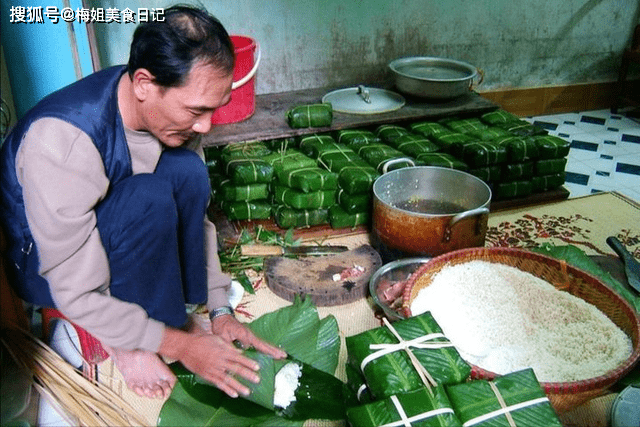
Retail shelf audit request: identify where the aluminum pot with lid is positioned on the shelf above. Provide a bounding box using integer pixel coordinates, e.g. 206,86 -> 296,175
372,163 -> 491,258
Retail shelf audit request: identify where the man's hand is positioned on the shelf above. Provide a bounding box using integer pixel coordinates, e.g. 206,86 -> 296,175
159,328 -> 265,398
211,314 -> 288,360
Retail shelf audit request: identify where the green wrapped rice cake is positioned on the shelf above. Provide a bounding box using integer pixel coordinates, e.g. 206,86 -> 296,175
335,129 -> 381,148
219,180 -> 270,202
347,386 -> 462,427
532,173 -> 565,192
532,135 -> 571,159
535,157 -> 567,175
273,185 -> 336,209
480,109 -> 521,126
446,368 -> 562,427
221,200 -> 272,221
276,167 -> 339,193
432,132 -> 474,153
501,162 -> 534,181
338,165 -> 380,195
286,103 -> 333,129
273,205 -> 329,228
356,143 -> 414,172
493,136 -> 540,162
337,189 -> 371,214
221,142 -> 272,163
298,134 -> 337,158
493,180 -> 534,200
392,134 -> 441,157
495,120 -> 548,137
329,205 -> 369,229
444,117 -> 488,134
466,127 -> 512,141
415,153 -> 469,171
469,165 -> 502,183
410,121 -> 450,138
346,313 -> 471,400
377,124 -> 411,145
452,141 -> 508,167
224,158 -> 274,185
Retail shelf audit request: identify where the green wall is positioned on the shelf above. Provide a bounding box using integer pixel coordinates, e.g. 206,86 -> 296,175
51,0 -> 640,95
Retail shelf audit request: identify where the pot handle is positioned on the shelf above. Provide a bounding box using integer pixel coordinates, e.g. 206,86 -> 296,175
443,206 -> 489,242
232,43 -> 261,90
470,68 -> 485,91
382,158 -> 415,174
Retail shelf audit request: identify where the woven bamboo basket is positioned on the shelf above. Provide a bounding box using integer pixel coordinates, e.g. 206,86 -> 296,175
401,246 -> 640,413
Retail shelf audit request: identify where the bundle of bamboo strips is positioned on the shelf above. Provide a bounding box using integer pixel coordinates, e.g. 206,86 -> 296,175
1,327 -> 147,427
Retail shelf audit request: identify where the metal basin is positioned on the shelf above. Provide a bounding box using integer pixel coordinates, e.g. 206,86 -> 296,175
389,57 -> 480,100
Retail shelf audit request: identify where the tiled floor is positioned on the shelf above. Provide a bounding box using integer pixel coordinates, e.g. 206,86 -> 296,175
525,108 -> 640,202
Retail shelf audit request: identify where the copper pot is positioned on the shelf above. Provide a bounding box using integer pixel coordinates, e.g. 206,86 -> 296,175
372,163 -> 491,258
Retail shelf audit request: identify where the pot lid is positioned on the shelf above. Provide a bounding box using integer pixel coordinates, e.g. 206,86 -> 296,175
322,85 -> 405,115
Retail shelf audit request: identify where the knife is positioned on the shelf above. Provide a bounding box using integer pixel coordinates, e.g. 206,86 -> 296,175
606,236 -> 640,293
240,244 -> 349,257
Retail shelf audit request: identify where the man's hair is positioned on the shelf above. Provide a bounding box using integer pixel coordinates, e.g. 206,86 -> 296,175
127,5 -> 234,87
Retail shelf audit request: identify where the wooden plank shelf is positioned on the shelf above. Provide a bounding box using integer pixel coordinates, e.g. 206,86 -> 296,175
202,87 -> 499,147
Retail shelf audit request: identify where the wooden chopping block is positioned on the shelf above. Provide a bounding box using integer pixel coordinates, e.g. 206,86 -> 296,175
264,245 -> 382,306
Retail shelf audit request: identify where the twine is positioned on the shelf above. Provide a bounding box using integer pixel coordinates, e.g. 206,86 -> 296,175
361,317 -> 455,388
379,395 -> 455,427
462,382 -> 549,427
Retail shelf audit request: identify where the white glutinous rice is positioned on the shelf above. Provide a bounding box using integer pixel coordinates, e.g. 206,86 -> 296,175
410,260 -> 633,382
273,362 -> 302,409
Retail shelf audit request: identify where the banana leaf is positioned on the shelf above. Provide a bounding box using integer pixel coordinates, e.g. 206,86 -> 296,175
329,205 -> 370,229
344,361 -> 373,407
297,134 -> 337,158
347,386 -> 462,427
286,103 -> 333,129
415,153 -> 468,171
532,135 -> 571,159
346,311 -> 471,400
530,243 -> 640,313
446,368 -> 562,427
531,173 -> 565,192
158,297 -> 343,425
534,157 -> 567,175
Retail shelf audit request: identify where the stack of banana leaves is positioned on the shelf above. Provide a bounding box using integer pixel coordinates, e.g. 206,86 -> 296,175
157,297 -> 346,426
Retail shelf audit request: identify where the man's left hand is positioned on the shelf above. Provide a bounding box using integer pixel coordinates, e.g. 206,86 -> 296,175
211,314 -> 287,360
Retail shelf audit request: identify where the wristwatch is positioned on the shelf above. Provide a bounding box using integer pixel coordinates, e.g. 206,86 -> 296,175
209,306 -> 235,321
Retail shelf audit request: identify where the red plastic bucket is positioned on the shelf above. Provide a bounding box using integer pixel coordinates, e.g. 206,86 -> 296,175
211,35 -> 260,124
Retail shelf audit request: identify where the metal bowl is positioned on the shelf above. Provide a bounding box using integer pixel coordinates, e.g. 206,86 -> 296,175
389,56 -> 479,100
369,257 -> 431,321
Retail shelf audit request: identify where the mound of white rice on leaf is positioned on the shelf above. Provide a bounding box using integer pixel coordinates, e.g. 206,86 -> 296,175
410,260 -> 633,382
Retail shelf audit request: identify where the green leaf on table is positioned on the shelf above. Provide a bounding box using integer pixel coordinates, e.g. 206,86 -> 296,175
236,270 -> 256,295
531,243 -> 640,312
157,296 -> 342,425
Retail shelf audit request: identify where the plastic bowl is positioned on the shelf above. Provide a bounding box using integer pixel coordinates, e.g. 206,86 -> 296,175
369,257 -> 431,321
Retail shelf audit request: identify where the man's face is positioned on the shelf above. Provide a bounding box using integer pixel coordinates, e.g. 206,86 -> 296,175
142,62 -> 233,147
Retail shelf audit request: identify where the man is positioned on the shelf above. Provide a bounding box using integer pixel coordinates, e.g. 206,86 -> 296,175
0,5 -> 286,400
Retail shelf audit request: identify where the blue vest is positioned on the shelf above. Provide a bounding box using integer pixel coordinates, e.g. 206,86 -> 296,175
0,65 -> 133,305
